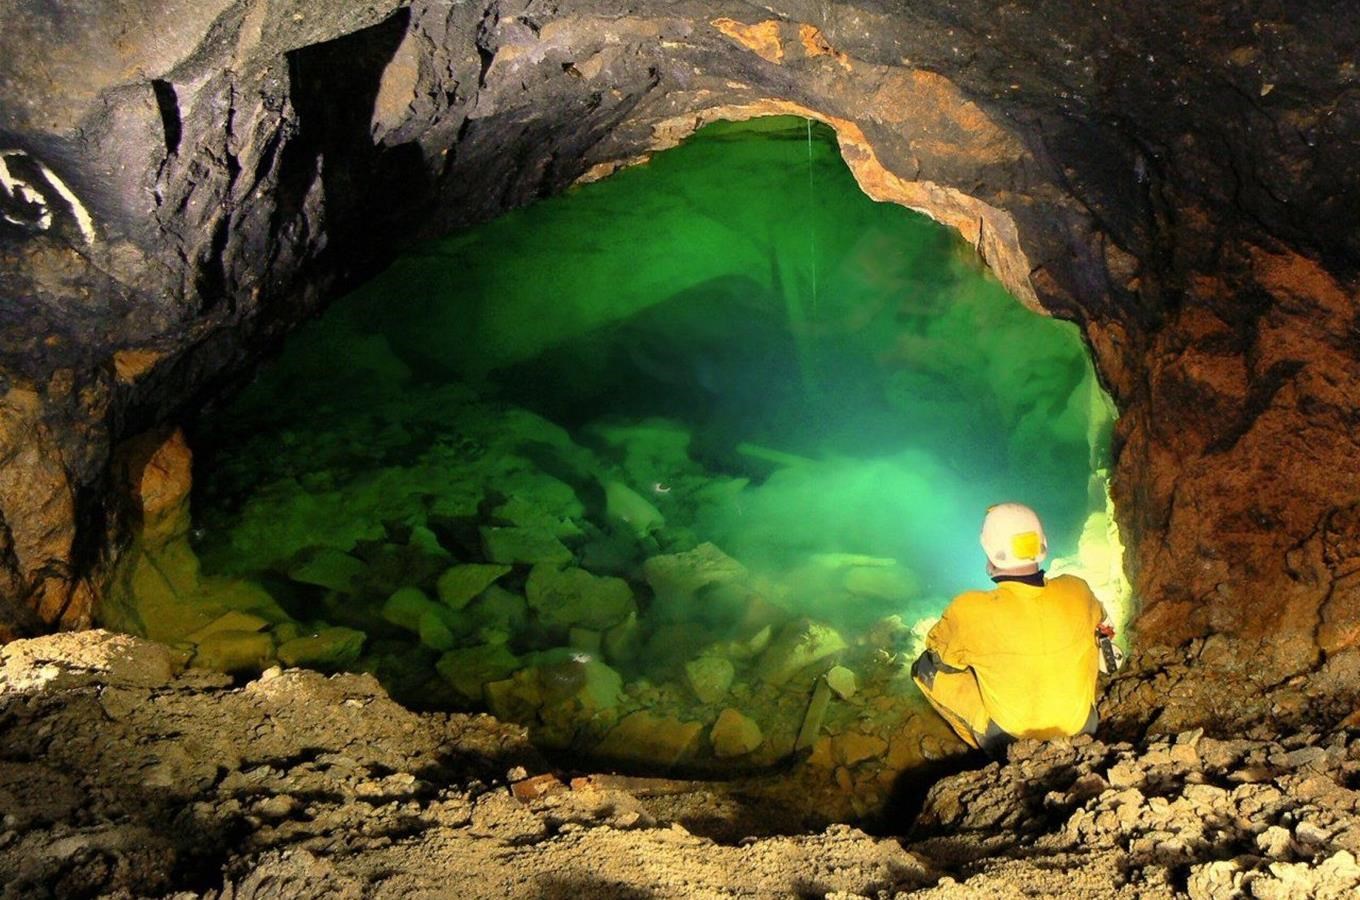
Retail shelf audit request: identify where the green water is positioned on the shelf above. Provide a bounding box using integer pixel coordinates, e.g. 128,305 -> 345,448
178,118 -> 1117,768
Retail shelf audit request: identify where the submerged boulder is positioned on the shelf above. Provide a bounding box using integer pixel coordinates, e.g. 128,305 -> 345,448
199,578 -> 292,624
711,709 -> 763,758
491,496 -> 584,540
437,644 -> 522,703
466,586 -> 529,639
594,711 -> 703,767
603,611 -> 643,664
436,563 -> 512,610
826,665 -> 858,700
481,652 -> 623,732
643,542 -> 747,609
756,619 -> 848,686
535,652 -> 623,711
601,480 -> 664,538
381,587 -> 440,633
525,564 -> 635,630
684,656 -> 735,704
192,630 -> 275,674
277,627 -> 367,670
417,609 -> 460,651
480,526 -> 574,565
185,610 -> 270,644
484,670 -> 544,722
841,562 -> 920,603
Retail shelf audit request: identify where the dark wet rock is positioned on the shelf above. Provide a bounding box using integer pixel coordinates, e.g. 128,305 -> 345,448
525,563 -> 635,631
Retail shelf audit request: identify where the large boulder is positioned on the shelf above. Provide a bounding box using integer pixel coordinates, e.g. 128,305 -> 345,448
601,480 -> 664,538
436,643 -> 522,703
381,587 -> 441,633
435,563 -> 512,610
480,526 -> 574,565
191,630 -> 275,674
684,656 -> 735,705
287,548 -> 366,594
710,709 -> 763,758
756,619 -> 847,686
525,565 -> 635,631
594,711 -> 704,767
642,543 -> 747,609
465,586 -> 529,642
277,626 -> 367,670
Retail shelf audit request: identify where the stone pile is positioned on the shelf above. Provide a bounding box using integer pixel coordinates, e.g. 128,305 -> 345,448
911,726 -> 1360,898
0,631 -> 936,898
7,630 -> 1360,899
104,390 -> 954,788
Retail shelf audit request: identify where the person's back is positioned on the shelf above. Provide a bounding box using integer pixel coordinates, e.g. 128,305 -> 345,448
912,503 -> 1111,753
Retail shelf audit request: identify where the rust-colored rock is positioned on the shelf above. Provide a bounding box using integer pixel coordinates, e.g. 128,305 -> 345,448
710,18 -> 784,64
117,428 -> 193,550
511,773 -> 566,803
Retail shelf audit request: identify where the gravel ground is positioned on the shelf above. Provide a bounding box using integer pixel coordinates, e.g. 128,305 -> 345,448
3,631 -> 1358,899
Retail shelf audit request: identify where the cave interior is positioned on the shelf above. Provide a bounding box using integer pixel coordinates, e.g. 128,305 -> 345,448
1,0 -> 1359,844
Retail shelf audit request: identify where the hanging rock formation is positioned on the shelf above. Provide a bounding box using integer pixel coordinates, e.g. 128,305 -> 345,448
1,1 -> 1358,735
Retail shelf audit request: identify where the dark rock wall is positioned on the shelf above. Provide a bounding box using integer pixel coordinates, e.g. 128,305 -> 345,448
1,1 -> 1357,727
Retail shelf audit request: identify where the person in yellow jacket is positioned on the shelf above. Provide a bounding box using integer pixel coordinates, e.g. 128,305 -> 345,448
911,502 -> 1115,755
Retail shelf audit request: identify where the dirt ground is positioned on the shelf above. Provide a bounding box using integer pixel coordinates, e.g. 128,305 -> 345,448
3,631 -> 1358,899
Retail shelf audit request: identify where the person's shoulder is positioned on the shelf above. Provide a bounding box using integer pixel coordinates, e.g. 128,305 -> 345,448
1046,573 -> 1100,601
947,587 -> 999,611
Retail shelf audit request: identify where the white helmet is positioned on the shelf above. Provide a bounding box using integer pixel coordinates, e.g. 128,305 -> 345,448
980,503 -> 1047,571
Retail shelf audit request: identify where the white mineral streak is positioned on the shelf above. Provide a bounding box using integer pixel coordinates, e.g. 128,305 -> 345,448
0,149 -> 96,242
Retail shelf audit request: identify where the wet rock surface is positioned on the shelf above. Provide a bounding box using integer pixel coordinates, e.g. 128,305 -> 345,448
8,630 -> 1360,899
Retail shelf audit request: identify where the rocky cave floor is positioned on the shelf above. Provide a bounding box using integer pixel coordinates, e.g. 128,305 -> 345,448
3,631 -> 1360,900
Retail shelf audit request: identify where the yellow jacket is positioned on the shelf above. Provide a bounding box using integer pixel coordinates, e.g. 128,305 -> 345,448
923,575 -> 1104,739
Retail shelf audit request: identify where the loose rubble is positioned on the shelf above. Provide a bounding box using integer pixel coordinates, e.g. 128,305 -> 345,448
5,630 -> 1360,899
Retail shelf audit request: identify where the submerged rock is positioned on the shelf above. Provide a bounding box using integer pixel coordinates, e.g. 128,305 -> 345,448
467,586 -> 529,638
492,496 -> 584,540
841,562 -> 920,602
407,525 -> 448,558
643,542 -> 747,609
536,652 -> 623,711
436,564 -> 512,610
755,619 -> 847,686
481,526 -> 574,565
594,711 -> 703,767
684,656 -> 735,704
525,564 -> 635,630
826,665 -> 857,700
437,644 -> 522,703
277,627 -> 367,670
417,609 -> 460,651
192,630 -> 275,674
603,612 -> 643,664
569,628 -> 602,655
601,480 -> 664,538
200,578 -> 292,624
484,669 -> 545,721
834,732 -> 887,767
381,587 -> 440,633
185,610 -> 270,644
711,709 -> 763,758
796,676 -> 834,751
288,546 -> 369,595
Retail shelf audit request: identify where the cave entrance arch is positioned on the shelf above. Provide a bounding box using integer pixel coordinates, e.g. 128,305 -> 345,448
110,115 -> 1126,817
